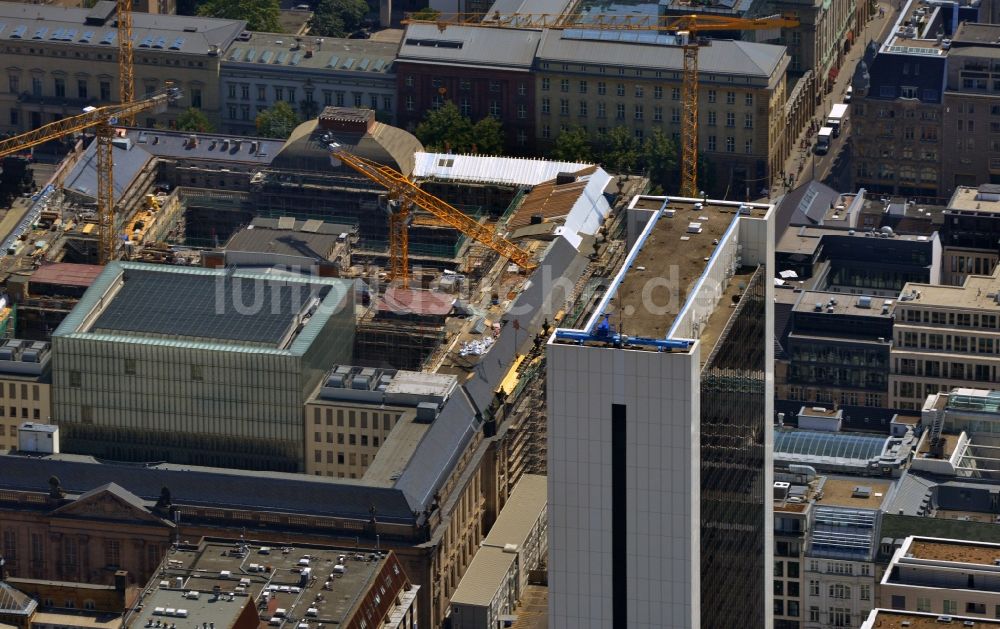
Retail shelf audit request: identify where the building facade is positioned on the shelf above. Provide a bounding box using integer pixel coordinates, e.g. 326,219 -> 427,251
50,262 -> 354,472
547,195 -> 775,628
853,2 -> 993,200
0,2 -> 243,134
303,366 -> 458,479
780,291 -> 893,410
941,184 -> 1000,286
0,339 -> 51,451
889,268 -> 1000,410
395,24 -> 539,155
770,0 -> 857,94
534,30 -> 790,196
881,535 -> 1000,619
219,33 -> 397,134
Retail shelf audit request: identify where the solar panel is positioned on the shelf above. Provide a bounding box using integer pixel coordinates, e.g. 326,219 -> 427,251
260,50 -> 273,63
372,59 -> 385,71
326,55 -> 339,68
229,47 -> 244,61
0,24 -> 7,36
51,28 -> 64,40
64,29 -> 77,41
90,270 -> 331,347
245,48 -> 256,62
342,57 -> 355,69
357,58 -> 369,71
10,25 -> 26,38
100,31 -> 116,44
169,37 -> 184,50
32,27 -> 47,39
275,51 -> 288,64
154,36 -> 166,48
139,36 -> 154,47
290,52 -> 302,65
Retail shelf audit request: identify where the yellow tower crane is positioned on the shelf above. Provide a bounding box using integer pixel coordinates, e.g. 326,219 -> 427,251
118,0 -> 135,125
0,87 -> 181,264
328,145 -> 537,288
405,12 -> 799,198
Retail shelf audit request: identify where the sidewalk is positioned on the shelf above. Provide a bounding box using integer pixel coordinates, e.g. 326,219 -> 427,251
772,0 -> 898,198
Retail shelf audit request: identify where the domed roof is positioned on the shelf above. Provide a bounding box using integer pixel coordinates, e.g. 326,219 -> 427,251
270,107 -> 423,176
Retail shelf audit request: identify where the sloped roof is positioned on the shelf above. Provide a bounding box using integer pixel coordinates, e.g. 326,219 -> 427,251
397,23 -> 541,69
413,153 -> 592,187
62,140 -> 154,204
0,582 -> 36,617
536,29 -> 786,78
775,180 -> 840,229
74,482 -> 148,511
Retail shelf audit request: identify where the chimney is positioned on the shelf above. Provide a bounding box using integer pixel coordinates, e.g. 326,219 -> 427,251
114,570 -> 129,593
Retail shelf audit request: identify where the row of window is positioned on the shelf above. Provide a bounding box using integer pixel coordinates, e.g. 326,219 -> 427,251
311,407 -> 401,431
539,99 -> 755,128
0,407 -> 42,421
313,431 -> 381,448
7,75 -> 202,108
405,76 -> 529,96
896,331 -> 1000,358
784,387 -> 884,408
903,595 -> 1000,618
312,449 -> 368,467
807,606 -> 866,627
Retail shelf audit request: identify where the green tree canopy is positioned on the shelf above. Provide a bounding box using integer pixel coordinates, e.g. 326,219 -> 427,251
550,126 -> 592,163
255,101 -> 300,139
598,126 -> 640,174
470,116 -> 503,155
414,101 -> 504,154
639,128 -> 678,193
197,0 -> 280,31
176,107 -> 213,133
309,0 -> 369,37
410,6 -> 440,19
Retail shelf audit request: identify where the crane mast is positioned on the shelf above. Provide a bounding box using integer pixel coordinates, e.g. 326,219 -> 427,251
117,0 -> 135,125
0,87 -> 181,264
329,145 -> 537,288
405,12 -> 799,197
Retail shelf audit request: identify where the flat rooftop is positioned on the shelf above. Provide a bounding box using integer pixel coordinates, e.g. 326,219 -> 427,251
907,538 -> 1000,566
793,292 -> 894,317
896,266 -> 1000,311
947,185 -> 1000,213
29,263 -> 103,288
91,269 -> 330,346
128,539 -> 392,629
60,263 -> 350,351
614,197 -> 766,339
226,32 -> 397,75
819,478 -> 891,510
865,611 -> 1000,628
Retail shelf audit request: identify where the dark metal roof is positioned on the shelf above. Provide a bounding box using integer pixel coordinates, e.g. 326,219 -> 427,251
0,454 -> 417,523
91,268 -> 329,346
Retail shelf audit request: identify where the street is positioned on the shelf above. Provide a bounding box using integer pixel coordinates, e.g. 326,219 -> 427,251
773,0 -> 900,199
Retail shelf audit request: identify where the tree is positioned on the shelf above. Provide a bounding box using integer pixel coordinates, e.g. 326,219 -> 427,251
176,107 -> 213,133
414,102 -> 472,152
470,116 -> 503,155
639,128 -> 678,193
256,101 -> 300,139
299,99 -> 321,120
597,126 -> 640,174
197,0 -> 280,32
309,0 -> 369,37
550,126 -> 593,163
410,6 -> 440,19
414,102 -> 504,154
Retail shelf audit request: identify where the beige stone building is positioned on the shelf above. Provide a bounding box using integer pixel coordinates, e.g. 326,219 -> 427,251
889,268 -> 1000,410
940,184 -> 1000,286
770,0 -> 858,93
534,30 -> 790,196
0,339 -> 51,452
303,366 -> 458,479
0,2 -> 244,134
880,535 -> 1000,620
